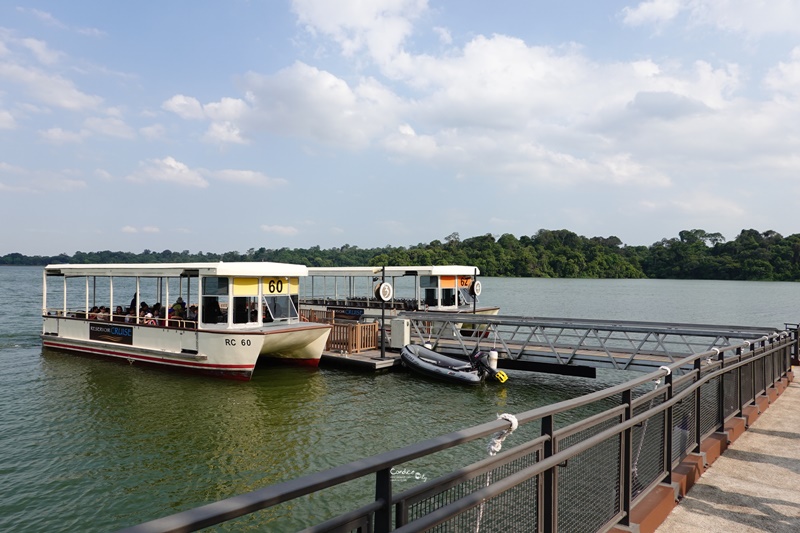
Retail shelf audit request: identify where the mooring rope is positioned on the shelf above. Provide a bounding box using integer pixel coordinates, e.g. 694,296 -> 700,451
476,413 -> 518,533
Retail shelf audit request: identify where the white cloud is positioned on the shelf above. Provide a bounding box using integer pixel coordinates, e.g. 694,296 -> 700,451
121,226 -> 160,234
241,62 -> 400,147
621,0 -> 800,36
83,116 -> 136,139
203,121 -> 247,144
212,169 -> 287,187
127,157 -> 209,188
39,127 -> 88,143
765,47 -> 800,95
260,225 -> 299,236
139,123 -> 166,140
203,97 -> 248,121
21,38 -> 62,65
620,0 -> 683,26
162,94 -> 205,119
0,62 -> 102,110
292,0 -> 427,62
0,109 -> 15,129
433,26 -> 452,45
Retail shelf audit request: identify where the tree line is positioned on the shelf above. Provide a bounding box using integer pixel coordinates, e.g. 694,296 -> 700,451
3,228 -> 800,281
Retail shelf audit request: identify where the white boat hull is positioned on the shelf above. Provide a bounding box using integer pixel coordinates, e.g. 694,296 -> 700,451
42,316 -> 331,380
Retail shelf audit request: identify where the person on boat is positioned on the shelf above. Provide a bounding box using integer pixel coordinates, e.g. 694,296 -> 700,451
96,306 -> 110,321
144,312 -> 157,326
187,304 -> 198,322
125,308 -> 135,323
172,297 -> 185,318
114,306 -> 124,321
202,297 -> 221,324
88,306 -> 99,319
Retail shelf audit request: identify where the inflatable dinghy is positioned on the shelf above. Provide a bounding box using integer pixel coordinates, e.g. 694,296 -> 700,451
400,344 -> 508,385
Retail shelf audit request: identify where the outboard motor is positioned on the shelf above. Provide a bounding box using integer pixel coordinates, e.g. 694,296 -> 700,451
470,350 -> 509,383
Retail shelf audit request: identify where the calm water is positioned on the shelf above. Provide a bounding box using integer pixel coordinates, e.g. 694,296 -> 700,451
1,267 -> 799,532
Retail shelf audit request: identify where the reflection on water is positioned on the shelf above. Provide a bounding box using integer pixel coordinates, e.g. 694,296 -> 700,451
3,267 -> 800,531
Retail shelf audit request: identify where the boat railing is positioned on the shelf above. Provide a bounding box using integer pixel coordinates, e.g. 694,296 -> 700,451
44,309 -> 199,330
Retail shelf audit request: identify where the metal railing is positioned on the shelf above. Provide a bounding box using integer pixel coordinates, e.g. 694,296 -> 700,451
404,312 -> 782,372
117,328 -> 796,533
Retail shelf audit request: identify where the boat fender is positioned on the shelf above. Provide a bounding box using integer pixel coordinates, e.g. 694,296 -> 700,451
488,350 -> 498,370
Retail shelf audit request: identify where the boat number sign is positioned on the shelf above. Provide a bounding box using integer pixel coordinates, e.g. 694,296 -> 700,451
225,338 -> 253,346
375,282 -> 393,302
263,277 -> 289,294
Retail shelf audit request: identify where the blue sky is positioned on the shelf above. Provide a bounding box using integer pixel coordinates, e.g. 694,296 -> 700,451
3,1 -> 800,256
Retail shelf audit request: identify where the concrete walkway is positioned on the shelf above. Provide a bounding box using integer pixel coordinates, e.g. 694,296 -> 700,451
656,371 -> 800,533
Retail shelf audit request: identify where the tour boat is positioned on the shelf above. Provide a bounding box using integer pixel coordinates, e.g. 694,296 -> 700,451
299,266 -> 499,322
41,262 -> 332,380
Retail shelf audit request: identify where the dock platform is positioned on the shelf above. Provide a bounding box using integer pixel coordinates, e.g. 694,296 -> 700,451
320,349 -> 401,371
654,369 -> 800,533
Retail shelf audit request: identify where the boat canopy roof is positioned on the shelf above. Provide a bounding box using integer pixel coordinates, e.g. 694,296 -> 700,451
306,266 -> 480,278
44,262 -> 309,279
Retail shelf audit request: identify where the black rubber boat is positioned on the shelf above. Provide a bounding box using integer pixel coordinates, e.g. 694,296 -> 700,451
400,344 -> 508,385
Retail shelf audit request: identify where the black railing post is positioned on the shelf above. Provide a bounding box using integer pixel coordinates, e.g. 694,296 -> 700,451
375,467 -> 392,533
735,347 -> 743,417
693,358 -> 702,453
761,339 -> 768,395
542,415 -> 555,533
793,327 -> 800,366
620,389 -> 633,527
717,348 -> 725,431
663,369 -> 674,485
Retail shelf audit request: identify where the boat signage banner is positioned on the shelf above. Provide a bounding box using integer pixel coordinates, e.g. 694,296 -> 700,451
329,307 -> 365,319
89,323 -> 134,345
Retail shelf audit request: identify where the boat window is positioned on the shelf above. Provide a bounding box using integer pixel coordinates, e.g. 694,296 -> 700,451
420,276 -> 438,288
441,288 -> 456,307
262,294 -> 298,323
233,296 -> 258,324
202,277 -> 229,295
201,277 -> 228,324
424,288 -> 438,307
231,278 -> 259,325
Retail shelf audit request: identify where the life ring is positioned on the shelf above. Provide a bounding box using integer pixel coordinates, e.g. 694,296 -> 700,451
470,280 -> 482,297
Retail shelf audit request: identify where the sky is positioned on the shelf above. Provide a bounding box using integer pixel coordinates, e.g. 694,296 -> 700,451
3,0 -> 800,256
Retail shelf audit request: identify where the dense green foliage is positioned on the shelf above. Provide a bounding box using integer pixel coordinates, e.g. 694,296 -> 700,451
4,228 -> 800,281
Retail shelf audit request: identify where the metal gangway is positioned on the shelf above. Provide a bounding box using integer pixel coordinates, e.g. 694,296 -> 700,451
399,312 -> 783,375
117,325 -> 797,533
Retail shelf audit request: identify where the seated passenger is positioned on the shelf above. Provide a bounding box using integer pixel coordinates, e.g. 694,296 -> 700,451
88,306 -> 99,320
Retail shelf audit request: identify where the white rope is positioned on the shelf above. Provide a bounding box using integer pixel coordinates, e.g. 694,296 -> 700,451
487,413 -> 518,456
476,414 -> 518,533
632,367 -> 670,481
